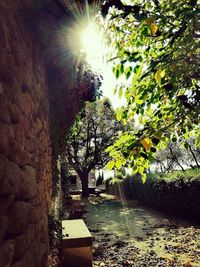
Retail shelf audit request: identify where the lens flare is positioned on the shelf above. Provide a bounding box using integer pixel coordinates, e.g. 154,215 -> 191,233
80,21 -> 106,72
58,0 -> 125,108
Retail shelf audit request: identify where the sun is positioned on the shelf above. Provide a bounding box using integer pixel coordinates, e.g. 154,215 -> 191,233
80,20 -> 106,72
79,19 -> 127,108
63,6 -> 126,108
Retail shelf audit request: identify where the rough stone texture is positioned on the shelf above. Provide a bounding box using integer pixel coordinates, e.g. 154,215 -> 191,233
0,240 -> 15,266
0,0 -> 94,266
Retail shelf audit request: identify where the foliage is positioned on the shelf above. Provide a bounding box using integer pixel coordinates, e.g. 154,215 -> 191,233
48,213 -> 62,254
101,0 -> 200,180
64,98 -> 123,196
148,167 -> 200,183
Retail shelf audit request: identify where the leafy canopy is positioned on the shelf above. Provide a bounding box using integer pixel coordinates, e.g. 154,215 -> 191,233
64,98 -> 123,176
101,0 -> 200,181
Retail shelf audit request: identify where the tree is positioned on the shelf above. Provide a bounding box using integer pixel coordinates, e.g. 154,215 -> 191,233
100,0 -> 199,181
64,98 -> 122,197
153,142 -> 185,173
152,135 -> 200,172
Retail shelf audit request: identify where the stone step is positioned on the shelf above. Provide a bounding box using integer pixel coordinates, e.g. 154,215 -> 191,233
62,219 -> 93,267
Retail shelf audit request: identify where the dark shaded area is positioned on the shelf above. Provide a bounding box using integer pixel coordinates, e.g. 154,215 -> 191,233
0,0 -> 97,266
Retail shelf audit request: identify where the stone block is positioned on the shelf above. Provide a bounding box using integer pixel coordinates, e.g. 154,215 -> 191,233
0,132 -> 11,156
0,82 -> 4,94
9,140 -> 24,164
0,122 -> 15,156
0,216 -> 9,244
36,166 -> 46,183
34,118 -> 43,135
21,165 -> 37,200
0,66 -> 14,88
14,123 -> 25,143
7,201 -> 32,234
11,251 -> 35,267
40,242 -> 48,258
62,219 -> 93,267
20,92 -> 33,116
0,93 -> 11,123
9,102 -> 22,123
14,224 -> 35,260
20,116 -> 31,138
0,15 -> 9,49
0,160 -> 22,196
22,69 -> 33,93
29,239 -> 42,267
22,81 -> 32,93
32,181 -> 45,206
39,215 -> 48,243
0,154 -> 8,184
19,150 -> 32,167
8,139 -> 31,167
0,194 -> 15,215
0,239 -> 15,267
29,205 -> 43,223
5,79 -> 21,106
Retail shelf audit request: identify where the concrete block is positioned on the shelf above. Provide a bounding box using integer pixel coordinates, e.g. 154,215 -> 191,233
62,219 -> 93,267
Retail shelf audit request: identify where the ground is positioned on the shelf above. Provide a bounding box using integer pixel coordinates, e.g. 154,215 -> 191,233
66,194 -> 200,267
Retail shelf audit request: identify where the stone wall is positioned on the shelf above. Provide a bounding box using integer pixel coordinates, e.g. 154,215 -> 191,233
0,0 -> 94,266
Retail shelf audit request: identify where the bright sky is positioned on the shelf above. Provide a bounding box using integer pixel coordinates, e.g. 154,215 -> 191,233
80,21 -> 126,109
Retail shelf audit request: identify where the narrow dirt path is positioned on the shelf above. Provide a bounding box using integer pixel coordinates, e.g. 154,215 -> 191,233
82,194 -> 200,267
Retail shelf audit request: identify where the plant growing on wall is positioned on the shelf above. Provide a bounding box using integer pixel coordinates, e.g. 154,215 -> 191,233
64,98 -> 122,197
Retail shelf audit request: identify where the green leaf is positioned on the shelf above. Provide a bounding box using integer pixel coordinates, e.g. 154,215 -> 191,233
107,160 -> 115,170
183,142 -> 189,150
126,71 -> 131,80
116,159 -> 123,170
106,145 -> 114,152
135,95 -> 143,105
116,109 -> 123,121
118,87 -> 123,98
116,69 -> 120,79
120,64 -> 124,74
125,66 -> 132,80
155,68 -> 165,84
141,173 -> 147,183
134,65 -> 140,74
138,165 -> 144,175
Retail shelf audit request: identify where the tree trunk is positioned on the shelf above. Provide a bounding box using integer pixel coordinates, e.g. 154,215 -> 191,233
168,146 -> 185,172
187,142 -> 200,168
80,173 -> 89,197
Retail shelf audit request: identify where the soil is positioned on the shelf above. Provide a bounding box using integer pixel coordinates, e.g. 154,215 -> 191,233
79,194 -> 200,267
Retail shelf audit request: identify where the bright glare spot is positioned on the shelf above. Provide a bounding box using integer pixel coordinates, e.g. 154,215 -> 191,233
80,21 -> 106,72
80,20 -> 126,108
60,2 -> 126,109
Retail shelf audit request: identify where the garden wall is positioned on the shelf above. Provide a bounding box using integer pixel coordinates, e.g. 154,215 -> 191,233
0,0 -> 93,266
